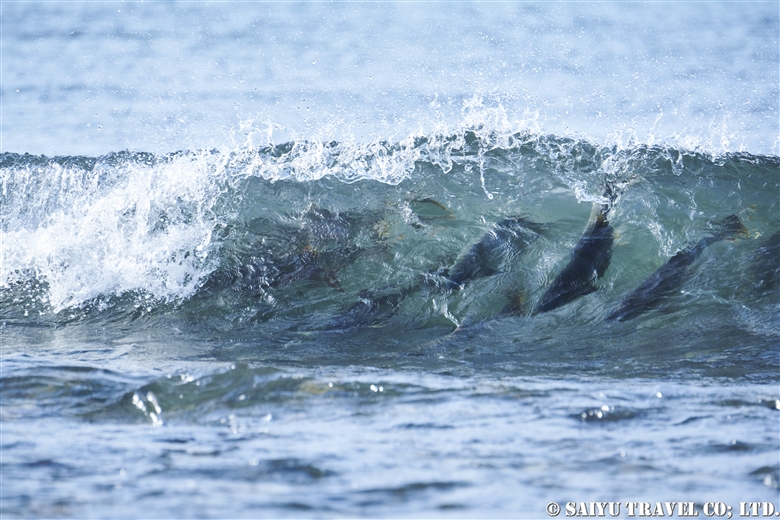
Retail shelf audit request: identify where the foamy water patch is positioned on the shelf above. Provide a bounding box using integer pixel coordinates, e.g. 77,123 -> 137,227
219,96 -> 755,200
2,152 -> 227,311
220,97 -> 547,185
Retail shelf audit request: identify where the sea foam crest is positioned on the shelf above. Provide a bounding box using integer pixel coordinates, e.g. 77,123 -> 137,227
2,151 -> 225,311
222,97 -> 545,184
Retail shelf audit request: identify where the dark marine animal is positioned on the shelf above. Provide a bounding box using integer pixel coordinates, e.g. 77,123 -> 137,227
326,285 -> 418,329
747,231 -> 780,294
204,242 -> 362,295
329,216 -> 543,329
606,214 -> 749,322
201,206 -> 382,295
534,204 -> 614,314
441,216 -> 543,290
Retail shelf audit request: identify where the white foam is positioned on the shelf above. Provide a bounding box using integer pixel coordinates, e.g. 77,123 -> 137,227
3,151 -> 224,311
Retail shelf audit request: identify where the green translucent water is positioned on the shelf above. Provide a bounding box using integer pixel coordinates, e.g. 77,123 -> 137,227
2,133 -> 778,517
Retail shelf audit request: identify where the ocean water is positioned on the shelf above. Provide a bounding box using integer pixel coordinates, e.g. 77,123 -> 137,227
1,2 -> 779,518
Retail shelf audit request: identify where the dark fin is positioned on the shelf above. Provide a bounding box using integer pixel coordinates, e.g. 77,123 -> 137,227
712,214 -> 749,241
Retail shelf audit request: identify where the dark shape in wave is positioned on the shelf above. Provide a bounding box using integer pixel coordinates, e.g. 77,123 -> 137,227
441,216 -> 543,290
534,204 -> 614,314
327,285 -> 419,330
330,215 -> 542,329
408,197 -> 454,227
606,214 -> 749,322
748,231 -> 780,294
202,206 -> 382,295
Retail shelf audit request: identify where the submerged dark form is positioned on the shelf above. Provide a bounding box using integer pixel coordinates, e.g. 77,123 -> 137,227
533,204 -> 614,314
0,137 -> 778,344
442,216 -> 543,291
607,214 -> 749,322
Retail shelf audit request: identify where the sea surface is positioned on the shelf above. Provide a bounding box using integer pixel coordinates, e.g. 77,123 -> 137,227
1,2 -> 779,518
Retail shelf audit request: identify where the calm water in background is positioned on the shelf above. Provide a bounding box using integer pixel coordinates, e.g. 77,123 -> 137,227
3,2 -> 778,156
1,2 -> 779,518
